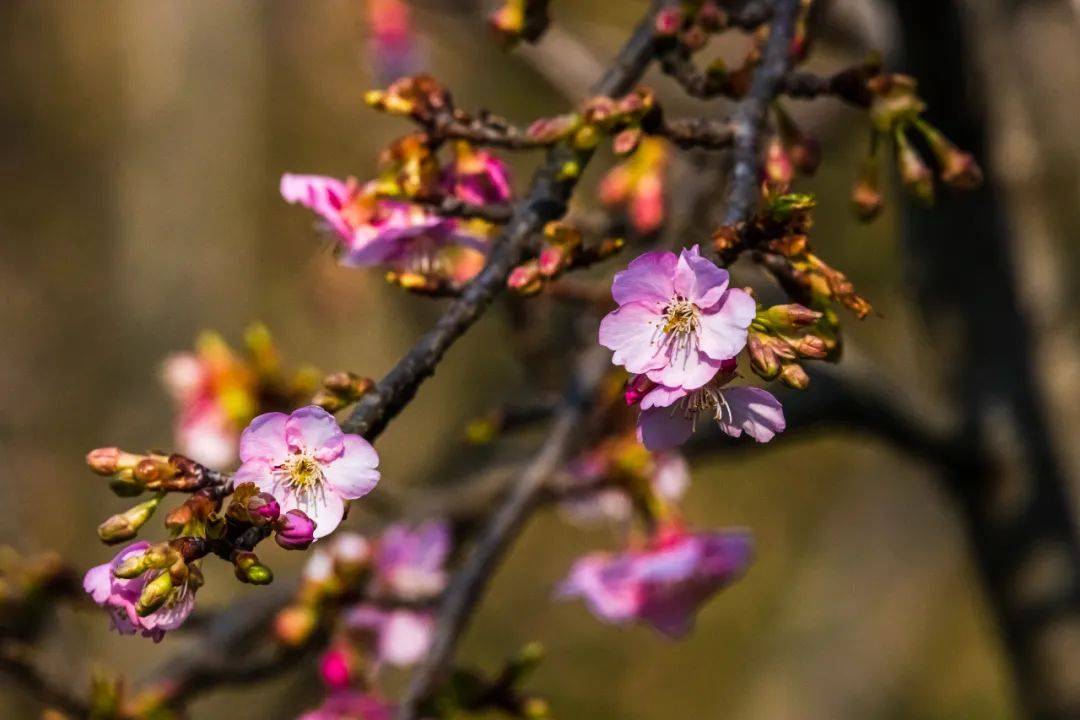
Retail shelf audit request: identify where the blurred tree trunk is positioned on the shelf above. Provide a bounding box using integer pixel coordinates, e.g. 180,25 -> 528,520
893,1 -> 1080,717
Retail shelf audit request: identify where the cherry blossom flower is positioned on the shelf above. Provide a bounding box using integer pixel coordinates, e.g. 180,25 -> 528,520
442,142 -> 513,205
372,521 -> 450,600
557,527 -> 752,638
599,137 -> 668,234
345,605 -> 434,667
629,372 -> 786,451
599,245 -> 756,392
83,542 -> 196,643
234,406 -> 380,539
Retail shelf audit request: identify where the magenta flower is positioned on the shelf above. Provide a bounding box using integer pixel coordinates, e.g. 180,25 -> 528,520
373,521 -> 450,600
442,143 -> 513,205
599,245 -> 756,392
631,373 -> 786,451
280,174 -> 355,241
557,528 -> 752,638
83,542 -> 196,643
299,691 -> 395,720
345,605 -> 434,667
234,406 -> 380,539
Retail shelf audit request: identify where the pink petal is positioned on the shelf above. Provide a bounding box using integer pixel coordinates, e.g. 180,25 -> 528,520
644,349 -> 727,391
280,174 -> 352,240
640,383 -> 689,410
637,407 -> 695,451
672,245 -> 729,308
286,406 -> 345,462
293,489 -> 345,540
379,611 -> 434,666
239,412 -> 290,464
697,288 -> 755,361
83,563 -> 113,604
323,435 -> 381,500
234,459 -> 278,496
611,251 -> 677,306
717,387 -> 786,442
598,302 -> 667,374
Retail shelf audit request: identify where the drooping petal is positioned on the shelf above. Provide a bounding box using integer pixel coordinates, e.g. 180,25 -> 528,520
672,245 -> 729,308
717,387 -> 786,442
285,406 -> 346,462
639,382 -> 689,410
610,251 -> 677,306
637,407 -> 695,451
696,288 -> 755,361
280,174 -> 352,240
83,563 -> 114,604
323,435 -> 381,500
598,302 -> 667,374
239,412 -> 290,464
556,555 -> 642,623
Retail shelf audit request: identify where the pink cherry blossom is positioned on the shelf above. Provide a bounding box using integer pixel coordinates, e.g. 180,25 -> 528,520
557,527 -> 752,638
83,542 -> 196,643
299,690 -> 394,720
345,605 -> 434,667
631,373 -> 786,451
559,444 -> 689,525
373,521 -> 450,600
442,143 -> 513,205
234,406 -> 380,539
599,245 -> 756,392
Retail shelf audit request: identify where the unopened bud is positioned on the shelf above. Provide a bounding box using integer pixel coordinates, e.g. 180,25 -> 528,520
624,374 -> 656,406
654,7 -> 683,36
789,334 -> 828,359
508,261 -> 543,296
275,510 -> 316,551
765,136 -> 794,185
233,551 -> 273,585
526,114 -> 579,144
86,447 -> 141,476
851,156 -> 884,221
779,363 -> 810,390
247,492 -> 280,525
134,456 -> 176,487
612,127 -> 642,156
895,129 -> 933,204
135,571 -> 173,616
523,697 -> 551,719
537,245 -> 569,277
912,120 -> 982,189
748,334 -> 781,380
97,496 -> 162,544
761,304 -> 822,329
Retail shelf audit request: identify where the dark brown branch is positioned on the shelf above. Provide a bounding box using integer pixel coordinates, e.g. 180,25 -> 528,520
397,348 -> 608,720
721,0 -> 802,227
659,117 -> 735,149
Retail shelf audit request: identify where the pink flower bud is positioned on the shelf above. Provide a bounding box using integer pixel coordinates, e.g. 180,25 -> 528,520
247,492 -> 281,525
275,510 -> 317,550
319,646 -> 354,690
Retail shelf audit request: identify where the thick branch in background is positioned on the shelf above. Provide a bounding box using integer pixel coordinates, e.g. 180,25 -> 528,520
893,1 -> 1080,717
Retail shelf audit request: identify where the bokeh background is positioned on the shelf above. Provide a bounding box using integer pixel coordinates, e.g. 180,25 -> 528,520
2,1 -> 1078,718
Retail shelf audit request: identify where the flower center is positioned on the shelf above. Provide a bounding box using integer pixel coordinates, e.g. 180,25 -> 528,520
286,454 -> 324,489
662,298 -> 699,337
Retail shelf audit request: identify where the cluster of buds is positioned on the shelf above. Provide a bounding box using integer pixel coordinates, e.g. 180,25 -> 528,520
488,0 -> 551,47
313,371 -> 377,413
526,87 -> 659,160
853,71 -> 982,219
507,222 -> 624,296
748,304 -> 837,389
364,74 -> 452,125
86,448 -> 210,498
599,137 -> 669,235
713,190 -> 873,320
227,482 -> 316,552
162,324 -> 320,469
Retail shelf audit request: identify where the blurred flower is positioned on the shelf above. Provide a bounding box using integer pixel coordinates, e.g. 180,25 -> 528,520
599,137 -> 667,234
629,372 -> 786,451
83,542 -> 196,643
162,325 -> 316,469
557,526 -> 752,638
345,605 -> 434,667
443,142 -> 513,205
373,521 -> 450,600
235,406 -> 380,539
299,690 -> 395,720
599,245 -> 755,392
559,433 -> 689,525
365,0 -> 424,85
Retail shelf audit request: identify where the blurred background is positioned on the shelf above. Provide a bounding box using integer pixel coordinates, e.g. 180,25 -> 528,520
1,1 -> 1078,718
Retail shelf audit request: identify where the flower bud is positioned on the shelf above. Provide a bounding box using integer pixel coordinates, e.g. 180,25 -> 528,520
748,334 -> 781,380
275,510 -> 316,551
233,551 -> 274,585
537,245 -> 569,278
851,156 -> 884,221
654,7 -> 683,36
135,571 -> 174,616
789,334 -> 828,359
97,496 -> 162,545
319,646 -> 354,690
523,698 -> 551,719
623,375 -> 655,406
779,363 -> 810,390
761,304 -> 822,330
507,261 -> 543,296
765,136 -> 794,186
86,447 -> 140,476
526,114 -> 579,144
322,371 -> 375,399
913,120 -> 982,189
274,605 -> 318,647
247,492 -> 280,525
612,128 -> 642,156
894,129 -> 933,204
134,456 -> 176,487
